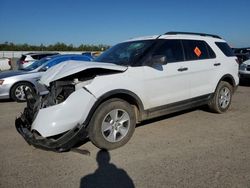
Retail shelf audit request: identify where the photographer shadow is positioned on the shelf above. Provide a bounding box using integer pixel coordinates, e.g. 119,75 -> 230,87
80,150 -> 135,188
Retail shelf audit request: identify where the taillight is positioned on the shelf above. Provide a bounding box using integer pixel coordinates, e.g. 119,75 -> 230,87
235,58 -> 240,65
20,60 -> 28,64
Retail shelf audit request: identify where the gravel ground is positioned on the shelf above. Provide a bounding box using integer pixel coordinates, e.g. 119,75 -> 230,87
0,84 -> 250,188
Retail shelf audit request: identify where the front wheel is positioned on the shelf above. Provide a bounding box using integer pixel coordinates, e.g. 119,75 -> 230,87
208,81 -> 233,113
88,98 -> 136,150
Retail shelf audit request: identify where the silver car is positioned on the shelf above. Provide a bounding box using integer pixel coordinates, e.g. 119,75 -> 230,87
0,57 -> 51,102
0,54 -> 92,102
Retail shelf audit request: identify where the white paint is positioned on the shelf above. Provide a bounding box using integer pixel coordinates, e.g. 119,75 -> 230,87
31,88 -> 96,137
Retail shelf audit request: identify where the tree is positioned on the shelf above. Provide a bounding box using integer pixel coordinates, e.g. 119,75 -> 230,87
0,42 -> 110,51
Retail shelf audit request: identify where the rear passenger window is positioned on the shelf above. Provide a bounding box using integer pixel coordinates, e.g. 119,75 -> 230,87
182,40 -> 213,60
31,55 -> 40,60
215,42 -> 235,57
152,40 -> 184,63
207,44 -> 216,58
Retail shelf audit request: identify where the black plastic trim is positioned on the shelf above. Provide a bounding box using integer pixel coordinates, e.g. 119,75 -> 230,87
218,74 -> 237,92
84,91 -> 214,124
83,89 -> 145,125
143,94 -> 212,120
15,114 -> 88,152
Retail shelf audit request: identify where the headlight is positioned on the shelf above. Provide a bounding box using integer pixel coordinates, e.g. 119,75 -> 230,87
0,80 -> 4,85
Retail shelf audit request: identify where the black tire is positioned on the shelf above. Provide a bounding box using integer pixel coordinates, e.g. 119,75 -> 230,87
208,81 -> 233,113
10,82 -> 35,102
88,98 -> 136,150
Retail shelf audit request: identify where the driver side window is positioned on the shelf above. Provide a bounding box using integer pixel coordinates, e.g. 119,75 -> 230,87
152,40 -> 184,63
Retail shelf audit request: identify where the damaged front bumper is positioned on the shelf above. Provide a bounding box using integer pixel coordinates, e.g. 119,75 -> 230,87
15,88 -> 95,152
15,116 -> 88,152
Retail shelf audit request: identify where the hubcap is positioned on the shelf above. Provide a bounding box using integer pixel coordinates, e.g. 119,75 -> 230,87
218,87 -> 231,109
101,109 -> 130,143
15,85 -> 32,101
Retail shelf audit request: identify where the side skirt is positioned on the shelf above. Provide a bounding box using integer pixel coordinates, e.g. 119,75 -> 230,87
142,94 -> 213,121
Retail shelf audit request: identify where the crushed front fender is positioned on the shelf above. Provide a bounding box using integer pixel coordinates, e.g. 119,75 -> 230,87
15,89 -> 89,152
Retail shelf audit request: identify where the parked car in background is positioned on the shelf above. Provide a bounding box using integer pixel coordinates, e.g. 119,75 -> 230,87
0,54 -> 92,102
239,59 -> 250,80
0,58 -> 12,71
233,48 -> 250,64
17,52 -> 59,69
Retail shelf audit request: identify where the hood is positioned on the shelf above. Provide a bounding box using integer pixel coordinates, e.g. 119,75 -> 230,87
40,60 -> 128,86
0,70 -> 31,79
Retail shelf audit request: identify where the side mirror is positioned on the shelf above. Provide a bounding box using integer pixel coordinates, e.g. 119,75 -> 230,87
151,55 -> 167,65
39,66 -> 49,72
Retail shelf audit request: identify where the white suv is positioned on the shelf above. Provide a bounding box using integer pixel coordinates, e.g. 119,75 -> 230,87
16,32 -> 239,152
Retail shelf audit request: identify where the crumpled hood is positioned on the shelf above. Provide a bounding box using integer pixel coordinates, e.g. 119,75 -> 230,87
40,60 -> 128,86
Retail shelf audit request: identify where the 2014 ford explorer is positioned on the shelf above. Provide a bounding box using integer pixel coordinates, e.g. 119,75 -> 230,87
15,32 -> 239,152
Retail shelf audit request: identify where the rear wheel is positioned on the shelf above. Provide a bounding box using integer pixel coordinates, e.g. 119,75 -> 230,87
88,98 -> 136,150
208,81 -> 233,113
10,82 -> 35,102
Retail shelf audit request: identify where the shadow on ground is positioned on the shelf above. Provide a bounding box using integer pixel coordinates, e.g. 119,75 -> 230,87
80,150 -> 135,188
239,79 -> 250,87
137,107 -> 199,128
0,99 -> 14,103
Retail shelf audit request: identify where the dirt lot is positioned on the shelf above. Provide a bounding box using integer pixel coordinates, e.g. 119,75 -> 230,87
0,85 -> 250,188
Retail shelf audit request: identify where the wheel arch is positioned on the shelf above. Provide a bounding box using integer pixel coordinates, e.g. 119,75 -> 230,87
216,74 -> 237,92
84,89 -> 145,126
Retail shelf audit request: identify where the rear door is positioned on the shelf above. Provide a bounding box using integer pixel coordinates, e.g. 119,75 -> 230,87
182,40 -> 217,98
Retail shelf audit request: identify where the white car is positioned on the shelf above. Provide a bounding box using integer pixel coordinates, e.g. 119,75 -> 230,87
0,58 -> 12,71
17,52 -> 59,69
239,59 -> 250,80
16,32 -> 239,152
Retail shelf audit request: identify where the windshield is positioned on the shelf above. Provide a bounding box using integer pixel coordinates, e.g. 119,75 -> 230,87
23,58 -> 51,71
95,40 -> 155,66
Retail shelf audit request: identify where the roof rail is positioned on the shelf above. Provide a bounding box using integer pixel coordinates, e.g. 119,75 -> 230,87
165,31 -> 221,39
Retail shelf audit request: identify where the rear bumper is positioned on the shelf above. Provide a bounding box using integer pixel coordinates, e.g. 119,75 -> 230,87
15,111 -> 88,152
17,61 -> 33,70
239,73 -> 250,79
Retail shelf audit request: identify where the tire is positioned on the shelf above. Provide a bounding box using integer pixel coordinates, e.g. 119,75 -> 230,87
10,82 -> 35,102
88,98 -> 136,150
208,81 -> 233,113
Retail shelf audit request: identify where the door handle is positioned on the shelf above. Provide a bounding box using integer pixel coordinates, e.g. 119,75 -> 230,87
214,63 -> 221,66
178,67 -> 188,72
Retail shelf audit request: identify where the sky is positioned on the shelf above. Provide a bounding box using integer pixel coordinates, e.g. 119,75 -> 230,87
0,0 -> 249,47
